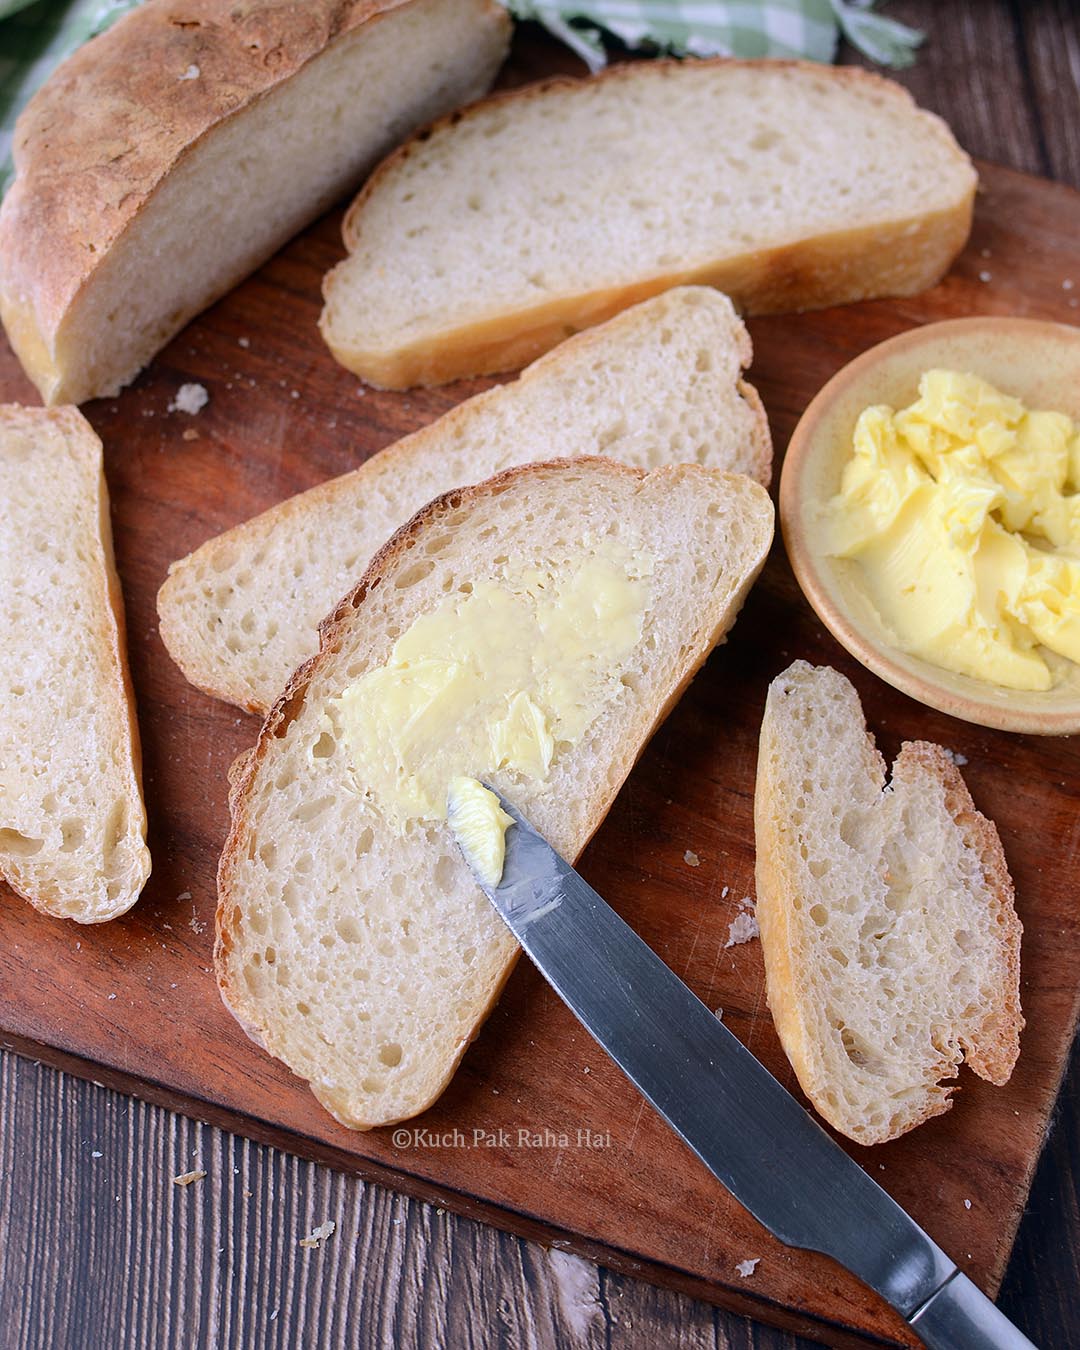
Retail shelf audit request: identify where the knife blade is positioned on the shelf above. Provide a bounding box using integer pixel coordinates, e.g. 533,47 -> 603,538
450,786 -> 1036,1350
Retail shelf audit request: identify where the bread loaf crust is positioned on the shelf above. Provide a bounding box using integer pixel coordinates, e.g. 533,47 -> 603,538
323,59 -> 977,388
0,0 -> 510,403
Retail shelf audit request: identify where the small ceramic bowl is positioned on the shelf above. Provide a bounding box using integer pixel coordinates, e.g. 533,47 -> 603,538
780,316 -> 1080,735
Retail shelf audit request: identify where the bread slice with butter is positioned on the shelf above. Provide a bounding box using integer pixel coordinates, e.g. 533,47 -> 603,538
0,406 -> 151,921
321,59 -> 976,388
217,458 -> 774,1128
158,287 -> 771,714
754,661 -> 1022,1145
0,0 -> 510,405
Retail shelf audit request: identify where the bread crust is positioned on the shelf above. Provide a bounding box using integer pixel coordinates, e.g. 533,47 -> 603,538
755,663 -> 1022,1145
0,0 -> 510,403
216,458 -> 774,1127
323,58 -> 977,388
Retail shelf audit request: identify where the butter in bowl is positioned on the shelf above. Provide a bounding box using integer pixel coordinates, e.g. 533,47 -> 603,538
780,316 -> 1080,734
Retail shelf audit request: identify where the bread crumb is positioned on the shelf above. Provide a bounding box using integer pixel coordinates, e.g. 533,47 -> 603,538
583,1065 -> 590,1074
724,897 -> 759,949
978,270 -> 992,283
177,891 -> 192,901
299,1220 -> 336,1249
683,849 -> 700,868
91,1150 -> 103,1158
107,992 -> 117,1000
179,64 -> 200,80
735,1258 -> 759,1278
964,1198 -> 972,1209
181,428 -> 199,441
941,748 -> 969,767
169,383 -> 209,415
720,885 -> 729,899
291,389 -> 300,399
1064,279 -> 1074,291
714,1007 -> 723,1020
238,336 -> 251,348
173,1169 -> 207,1186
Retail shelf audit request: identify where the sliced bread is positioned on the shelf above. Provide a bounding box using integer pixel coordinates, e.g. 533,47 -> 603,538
0,0 -> 510,405
158,287 -> 771,714
754,661 -> 1022,1145
217,458 -> 774,1128
321,59 -> 976,388
0,407 -> 151,921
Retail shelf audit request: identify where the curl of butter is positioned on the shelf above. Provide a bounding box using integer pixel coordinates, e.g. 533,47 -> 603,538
446,777 -> 514,888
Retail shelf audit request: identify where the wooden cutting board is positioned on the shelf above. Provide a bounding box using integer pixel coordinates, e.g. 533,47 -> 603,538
1,116 -> 1078,1346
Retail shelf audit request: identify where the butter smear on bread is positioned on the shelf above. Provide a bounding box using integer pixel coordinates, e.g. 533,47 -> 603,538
827,369 -> 1080,690
333,543 -> 653,830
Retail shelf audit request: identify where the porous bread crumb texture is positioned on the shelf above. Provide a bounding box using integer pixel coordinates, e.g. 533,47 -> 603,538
217,459 -> 774,1129
322,59 -> 976,386
0,0 -> 509,404
0,406 -> 150,921
159,287 -> 771,713
755,662 -> 1022,1146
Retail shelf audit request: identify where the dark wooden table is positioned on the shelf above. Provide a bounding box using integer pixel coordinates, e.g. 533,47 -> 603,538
2,4 -> 1078,1347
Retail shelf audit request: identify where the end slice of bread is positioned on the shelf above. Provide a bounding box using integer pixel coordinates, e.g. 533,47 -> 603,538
0,406 -> 150,921
321,59 -> 976,389
754,661 -> 1022,1145
0,0 -> 510,404
158,287 -> 771,714
217,458 -> 774,1128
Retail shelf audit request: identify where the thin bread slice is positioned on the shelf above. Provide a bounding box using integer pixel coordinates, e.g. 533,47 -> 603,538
321,59 -> 976,388
0,407 -> 151,921
217,458 -> 774,1128
159,287 -> 770,714
0,0 -> 510,405
754,662 -> 1022,1145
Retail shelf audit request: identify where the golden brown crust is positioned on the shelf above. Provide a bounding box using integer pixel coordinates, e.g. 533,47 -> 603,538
325,57 -> 976,388
215,458 -> 774,1127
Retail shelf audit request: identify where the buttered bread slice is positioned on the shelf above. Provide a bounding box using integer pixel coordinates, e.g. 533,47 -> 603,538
217,459 -> 773,1128
755,662 -> 1022,1145
322,59 -> 976,388
159,287 -> 770,713
0,407 -> 150,921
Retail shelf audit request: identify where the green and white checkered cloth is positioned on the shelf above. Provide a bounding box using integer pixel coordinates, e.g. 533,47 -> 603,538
0,0 -> 922,195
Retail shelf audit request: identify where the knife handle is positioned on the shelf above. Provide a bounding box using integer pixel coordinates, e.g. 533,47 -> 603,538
909,1271 -> 1037,1349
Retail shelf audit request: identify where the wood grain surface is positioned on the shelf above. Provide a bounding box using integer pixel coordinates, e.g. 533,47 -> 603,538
2,5 -> 1080,1348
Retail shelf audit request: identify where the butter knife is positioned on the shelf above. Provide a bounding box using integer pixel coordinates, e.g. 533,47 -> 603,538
450,787 -> 1036,1350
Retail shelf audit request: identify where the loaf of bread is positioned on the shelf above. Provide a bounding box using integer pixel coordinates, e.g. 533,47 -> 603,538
754,662 -> 1022,1145
0,407 -> 151,921
321,59 -> 976,388
0,0 -> 510,406
158,287 -> 770,713
217,458 -> 774,1128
